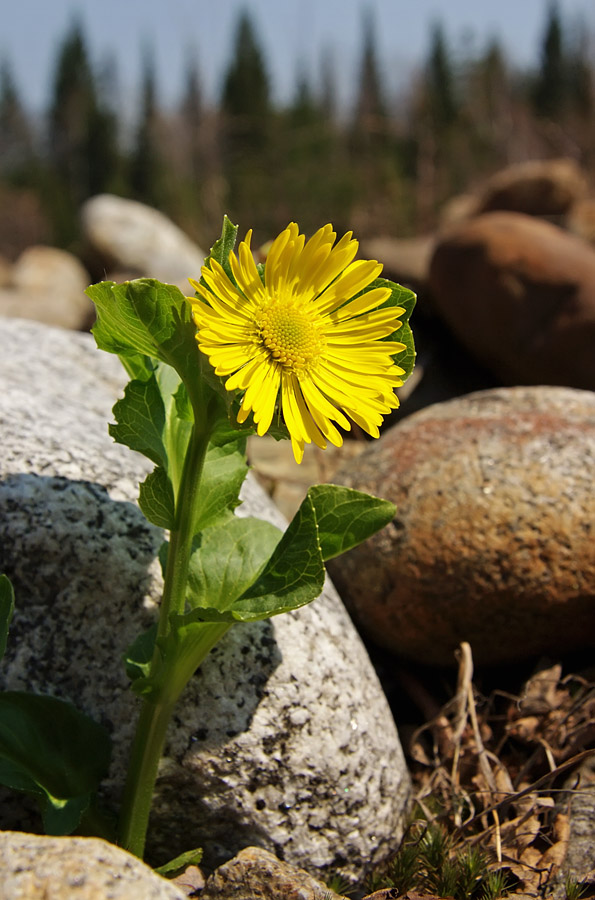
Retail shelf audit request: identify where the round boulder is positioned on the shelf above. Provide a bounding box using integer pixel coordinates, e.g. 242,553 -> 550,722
429,211 -> 595,390
327,386 -> 595,666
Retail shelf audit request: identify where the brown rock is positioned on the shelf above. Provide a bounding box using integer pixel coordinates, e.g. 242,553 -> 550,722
0,831 -> 186,899
566,197 -> 595,245
327,386 -> 595,666
475,158 -> 587,217
360,235 -> 435,292
201,846 -> 344,900
0,245 -> 93,331
429,211 -> 595,389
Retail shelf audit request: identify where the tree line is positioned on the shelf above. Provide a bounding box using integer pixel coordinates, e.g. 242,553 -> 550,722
0,2 -> 593,261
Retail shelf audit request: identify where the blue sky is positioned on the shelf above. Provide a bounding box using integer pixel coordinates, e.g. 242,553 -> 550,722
4,0 -> 595,113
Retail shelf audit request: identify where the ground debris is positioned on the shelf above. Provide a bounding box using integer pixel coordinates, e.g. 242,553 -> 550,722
370,645 -> 595,900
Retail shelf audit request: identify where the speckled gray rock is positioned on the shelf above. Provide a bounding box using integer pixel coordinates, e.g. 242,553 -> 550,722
0,831 -> 187,900
0,318 -> 411,882
328,386 -> 595,666
81,194 -> 205,291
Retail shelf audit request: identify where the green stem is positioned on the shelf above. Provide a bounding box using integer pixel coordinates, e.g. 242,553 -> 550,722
157,419 -> 211,638
117,693 -> 177,857
118,407 -> 215,857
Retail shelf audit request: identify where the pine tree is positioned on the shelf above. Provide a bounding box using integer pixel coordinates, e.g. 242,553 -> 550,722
0,58 -> 33,180
425,22 -> 458,131
180,53 -> 203,180
129,45 -> 165,208
353,10 -> 388,146
46,19 -> 120,243
221,9 -> 270,152
532,2 -> 565,118
565,24 -> 593,117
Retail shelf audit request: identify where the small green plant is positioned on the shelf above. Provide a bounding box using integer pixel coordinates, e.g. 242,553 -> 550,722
565,875 -> 588,900
481,868 -> 512,900
0,217 -> 416,861
368,823 -> 511,900
324,872 -> 355,897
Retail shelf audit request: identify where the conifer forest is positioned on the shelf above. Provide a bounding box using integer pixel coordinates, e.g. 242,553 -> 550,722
0,3 -> 593,259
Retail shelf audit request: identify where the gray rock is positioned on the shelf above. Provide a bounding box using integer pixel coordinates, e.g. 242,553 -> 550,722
81,194 -> 205,292
0,831 -> 187,900
0,317 -> 411,882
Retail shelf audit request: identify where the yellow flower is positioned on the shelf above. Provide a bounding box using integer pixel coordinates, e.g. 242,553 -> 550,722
189,223 -> 407,463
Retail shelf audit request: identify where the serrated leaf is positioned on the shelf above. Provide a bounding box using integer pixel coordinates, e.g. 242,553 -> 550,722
231,493 -> 325,620
0,692 -> 111,835
109,375 -> 167,468
186,516 -> 282,610
307,484 -> 396,561
379,278 -> 416,382
138,467 -> 175,529
88,279 -> 200,388
0,574 -> 15,663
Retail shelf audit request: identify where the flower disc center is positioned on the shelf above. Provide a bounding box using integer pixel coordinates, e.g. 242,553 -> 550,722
259,304 -> 322,369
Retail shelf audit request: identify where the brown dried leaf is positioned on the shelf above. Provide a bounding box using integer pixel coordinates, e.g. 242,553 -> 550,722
513,813 -> 542,853
509,716 -> 541,742
520,665 -> 564,715
538,812 -> 570,873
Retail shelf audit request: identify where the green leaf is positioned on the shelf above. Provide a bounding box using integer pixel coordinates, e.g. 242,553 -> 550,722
306,484 -> 396,561
108,363 -> 192,509
155,846 -> 203,879
156,365 -> 193,497
200,215 -> 238,283
138,467 -> 175,529
194,439 -> 249,532
124,623 -> 158,684
186,516 -> 282,610
110,375 -> 167,469
0,692 -> 111,835
0,575 -> 15,663
117,351 -> 156,383
231,493 -> 325,620
88,279 -> 200,386
379,278 -> 416,382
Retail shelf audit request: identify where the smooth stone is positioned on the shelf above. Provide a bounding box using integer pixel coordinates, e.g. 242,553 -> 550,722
0,318 -> 411,882
0,245 -> 93,331
327,386 -> 595,666
429,211 -> 595,390
0,832 -> 186,900
81,194 -> 205,292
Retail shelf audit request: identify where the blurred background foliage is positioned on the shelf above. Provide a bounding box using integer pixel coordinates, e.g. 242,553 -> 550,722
0,2 -> 593,256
